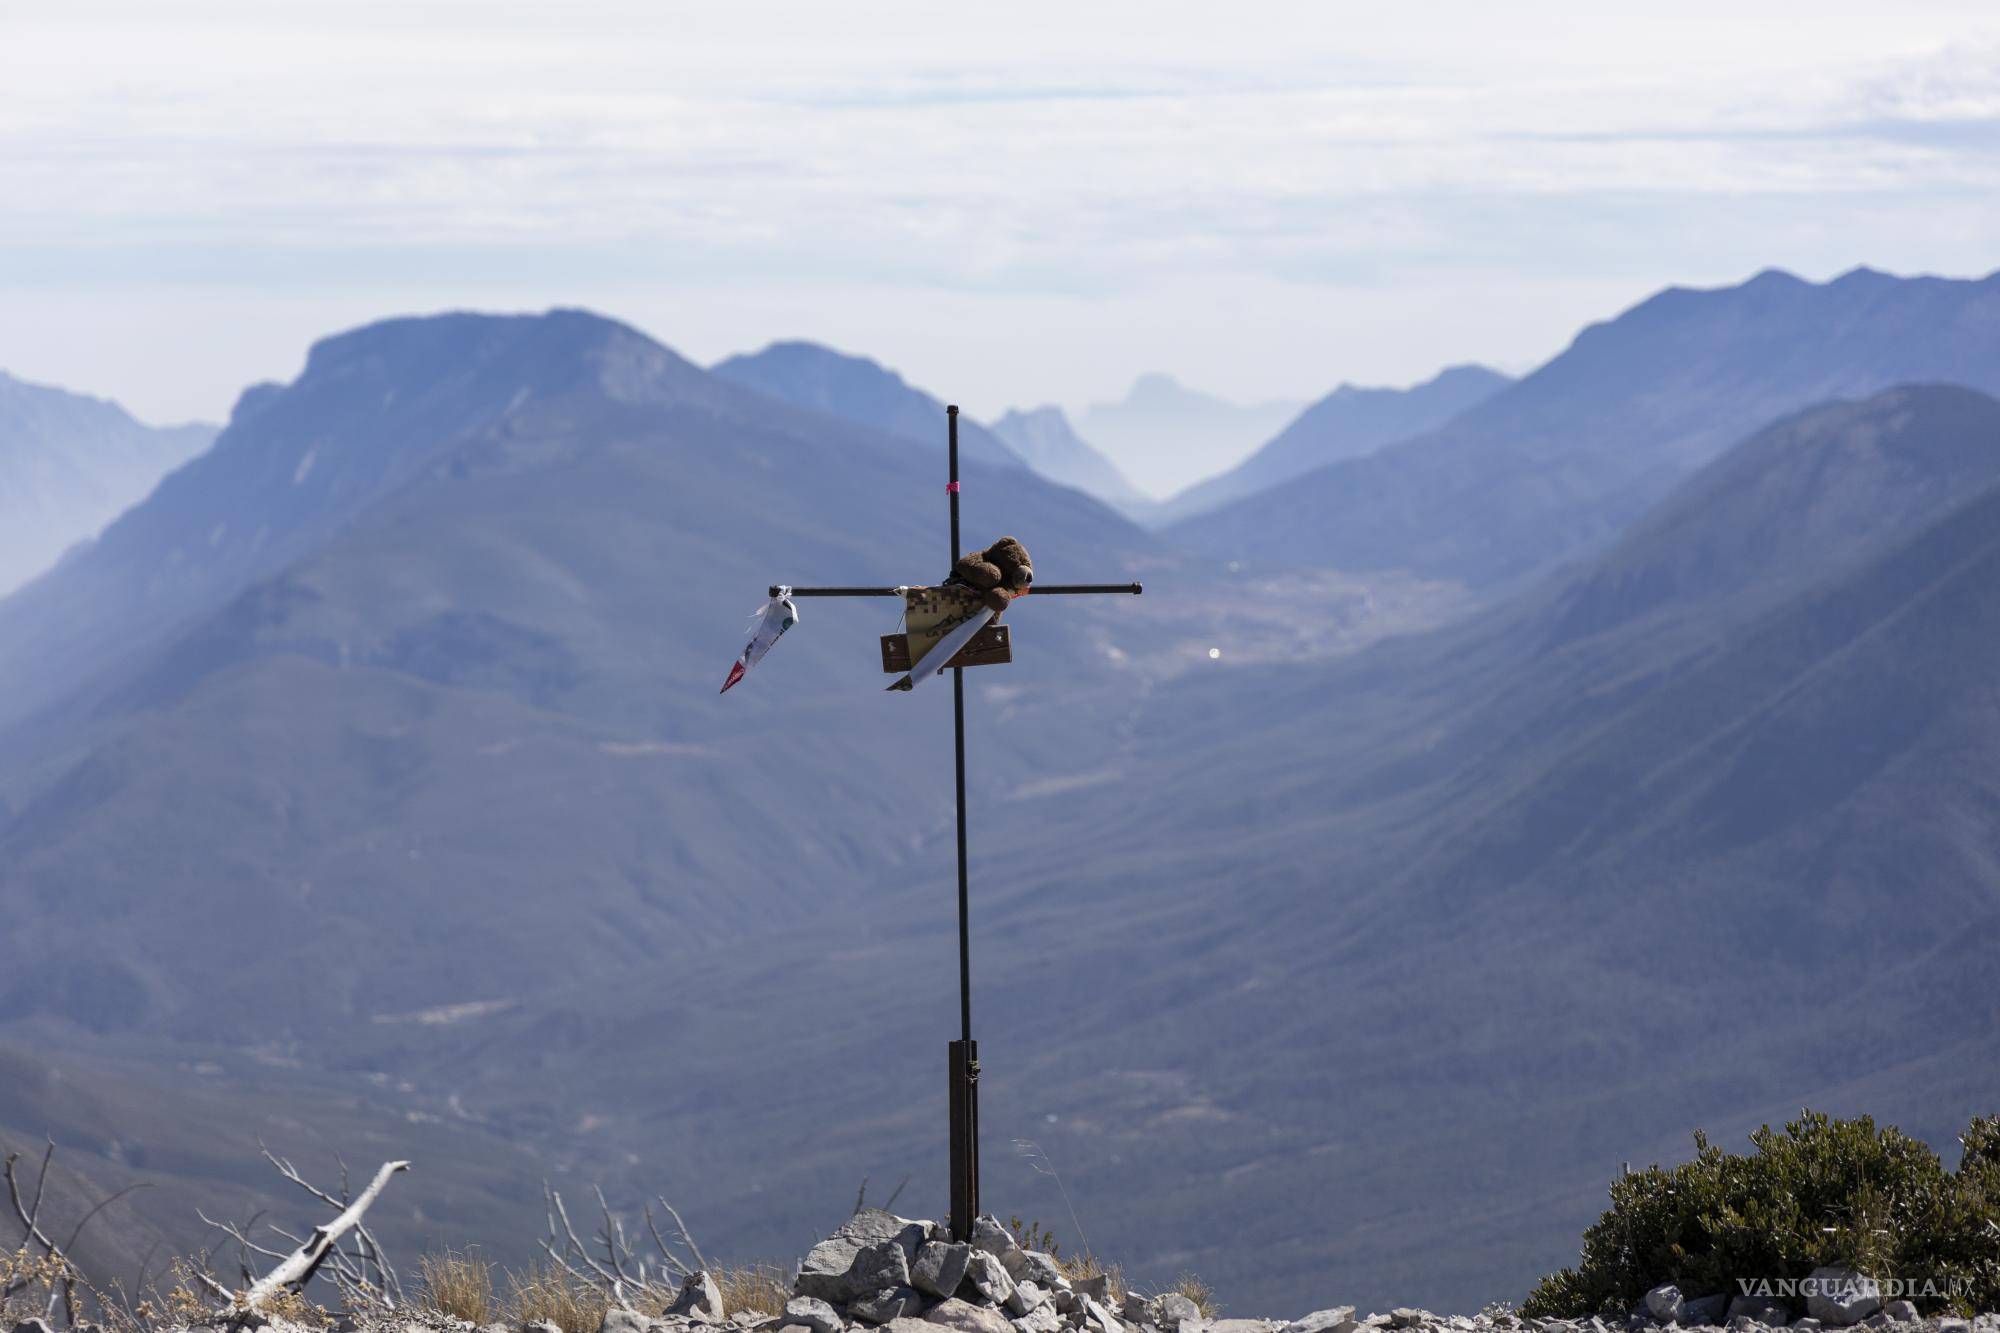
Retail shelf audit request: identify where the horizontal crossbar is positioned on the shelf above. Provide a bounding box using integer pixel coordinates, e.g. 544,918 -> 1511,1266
771,583 -> 1143,598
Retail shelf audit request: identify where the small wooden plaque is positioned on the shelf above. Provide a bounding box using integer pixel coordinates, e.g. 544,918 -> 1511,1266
881,623 -> 1011,672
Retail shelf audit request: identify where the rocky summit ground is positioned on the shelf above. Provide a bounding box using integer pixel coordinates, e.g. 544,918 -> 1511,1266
67,1210 -> 2000,1333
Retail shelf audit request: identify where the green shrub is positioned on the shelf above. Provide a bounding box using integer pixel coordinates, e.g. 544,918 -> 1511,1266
1522,1110 -> 2000,1319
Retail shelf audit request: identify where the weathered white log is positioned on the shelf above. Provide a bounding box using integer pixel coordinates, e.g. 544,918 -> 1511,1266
241,1159 -> 409,1307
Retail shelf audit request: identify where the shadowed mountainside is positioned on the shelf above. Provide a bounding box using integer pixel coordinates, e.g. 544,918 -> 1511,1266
1169,267 -> 2000,589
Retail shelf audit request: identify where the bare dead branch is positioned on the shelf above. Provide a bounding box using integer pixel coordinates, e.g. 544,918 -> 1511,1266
62,1182 -> 152,1255
241,1159 -> 408,1308
195,1209 -> 289,1265
642,1204 -> 696,1280
5,1145 -> 78,1325
592,1187 -> 632,1285
654,1195 -> 708,1275
28,1140 -> 55,1238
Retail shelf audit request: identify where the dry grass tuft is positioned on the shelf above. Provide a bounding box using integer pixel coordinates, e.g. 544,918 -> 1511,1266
1169,1273 -> 1218,1318
1056,1251 -> 1127,1307
508,1262 -> 613,1333
716,1263 -> 791,1318
420,1250 -> 496,1326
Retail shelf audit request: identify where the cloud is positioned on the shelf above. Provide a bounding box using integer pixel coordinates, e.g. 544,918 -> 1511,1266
2,2 -> 1998,420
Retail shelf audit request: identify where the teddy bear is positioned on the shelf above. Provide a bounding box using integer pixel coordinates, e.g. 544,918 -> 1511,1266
946,535 -> 1034,613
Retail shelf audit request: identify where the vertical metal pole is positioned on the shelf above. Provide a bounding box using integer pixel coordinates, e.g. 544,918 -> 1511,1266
948,405 -> 970,1049
946,404 -> 980,1240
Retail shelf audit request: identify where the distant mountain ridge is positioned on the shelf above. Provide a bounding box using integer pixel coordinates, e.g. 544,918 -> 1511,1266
712,340 -> 1025,469
0,370 -> 214,595
1161,364 -> 1510,521
1169,266 -> 2000,588
0,310 -> 732,739
1078,372 -> 1304,499
990,405 -> 1159,521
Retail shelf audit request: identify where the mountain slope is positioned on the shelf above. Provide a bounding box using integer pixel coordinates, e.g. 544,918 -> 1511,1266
0,308 -> 1171,1041
8,322 -> 2000,1321
1078,373 -> 1304,499
0,311 -> 723,739
0,370 -> 214,595
1169,267 -> 2000,586
1542,382 -> 2000,645
711,340 -> 1024,468
1161,364 -> 1509,521
977,383 -> 2000,1307
990,406 -> 1159,521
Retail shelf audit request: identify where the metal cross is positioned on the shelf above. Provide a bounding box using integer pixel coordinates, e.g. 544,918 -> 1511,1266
768,405 -> 1142,1240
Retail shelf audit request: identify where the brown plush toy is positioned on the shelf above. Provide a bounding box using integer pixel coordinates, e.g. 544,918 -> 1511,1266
948,535 -> 1034,613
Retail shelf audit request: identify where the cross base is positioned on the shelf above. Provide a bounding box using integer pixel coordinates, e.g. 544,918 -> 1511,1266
948,1038 -> 980,1241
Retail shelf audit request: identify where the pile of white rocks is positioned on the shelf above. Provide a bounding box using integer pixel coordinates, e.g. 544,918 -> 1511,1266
766,1209 -> 1156,1333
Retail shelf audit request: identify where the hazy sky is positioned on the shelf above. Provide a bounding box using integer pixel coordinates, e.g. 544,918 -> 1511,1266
5,1 -> 2000,426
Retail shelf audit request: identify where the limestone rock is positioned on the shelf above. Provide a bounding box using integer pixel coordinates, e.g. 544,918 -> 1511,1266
1727,1298 -> 1789,1326
668,1273 -> 726,1321
927,1299 -> 1016,1333
1880,1304 -> 1916,1324
1069,1276 -> 1110,1306
523,1322 -> 563,1333
966,1252 -> 1017,1307
1014,1307 -> 1064,1333
1009,1283 -> 1051,1317
1791,1323 -> 1821,1332
784,1299 -> 843,1333
970,1217 -> 1020,1262
914,1242 -> 975,1300
1804,1270 -> 1880,1327
797,1212 -> 930,1302
1004,1252 -> 1072,1292
843,1242 -> 914,1299
1284,1310 -> 1357,1333
1645,1287 -> 1685,1325
1090,1297 -> 1130,1333
1390,1315 -> 1429,1332
601,1312 -> 652,1333
854,1289 -> 929,1325
1682,1296 -> 1726,1326
1154,1296 -> 1205,1333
